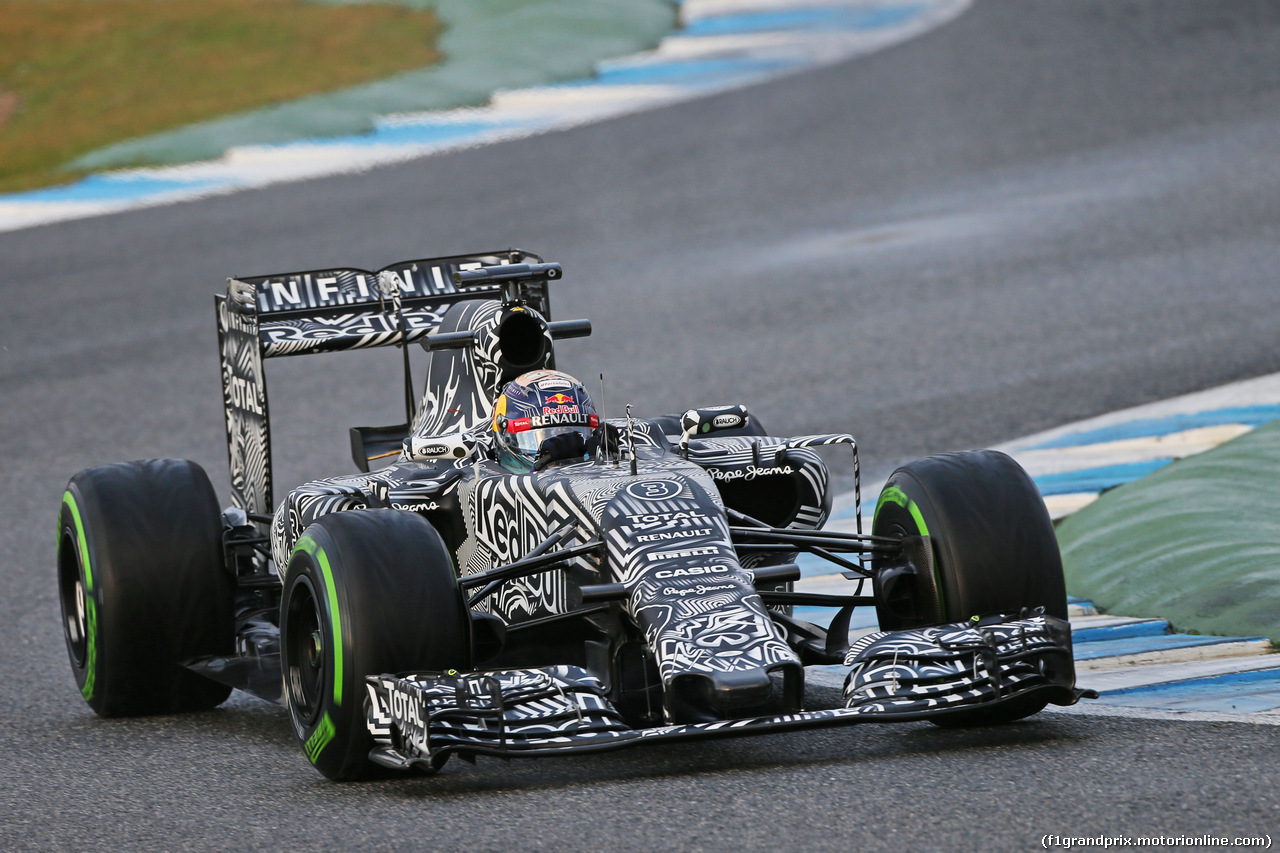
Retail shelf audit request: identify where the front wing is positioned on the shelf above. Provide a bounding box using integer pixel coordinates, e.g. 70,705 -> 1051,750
365,614 -> 1092,771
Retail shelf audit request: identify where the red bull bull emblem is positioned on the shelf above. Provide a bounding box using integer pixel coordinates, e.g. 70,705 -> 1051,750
542,392 -> 580,415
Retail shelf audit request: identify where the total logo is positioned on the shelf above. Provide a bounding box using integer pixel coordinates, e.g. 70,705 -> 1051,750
623,510 -> 710,529
387,687 -> 426,726
227,374 -> 263,415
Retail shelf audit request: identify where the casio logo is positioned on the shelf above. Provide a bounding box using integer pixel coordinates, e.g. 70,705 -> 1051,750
653,565 -> 728,579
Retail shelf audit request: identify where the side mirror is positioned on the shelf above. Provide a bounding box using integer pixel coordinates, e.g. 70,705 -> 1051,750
350,423 -> 410,472
678,405 -> 751,454
403,433 -> 478,462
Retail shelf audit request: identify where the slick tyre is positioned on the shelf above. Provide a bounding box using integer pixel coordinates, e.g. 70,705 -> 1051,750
281,509 -> 470,781
870,450 -> 1067,725
57,459 -> 233,716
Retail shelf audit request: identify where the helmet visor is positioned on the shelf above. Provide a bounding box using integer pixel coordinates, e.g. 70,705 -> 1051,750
511,425 -> 594,460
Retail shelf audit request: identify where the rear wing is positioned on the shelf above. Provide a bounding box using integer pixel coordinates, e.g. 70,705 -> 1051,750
216,249 -> 545,517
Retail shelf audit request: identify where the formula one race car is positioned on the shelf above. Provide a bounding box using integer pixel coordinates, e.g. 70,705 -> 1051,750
56,249 -> 1093,780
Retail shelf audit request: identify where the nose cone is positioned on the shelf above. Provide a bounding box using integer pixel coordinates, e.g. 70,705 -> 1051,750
667,664 -> 803,724
595,462 -> 804,724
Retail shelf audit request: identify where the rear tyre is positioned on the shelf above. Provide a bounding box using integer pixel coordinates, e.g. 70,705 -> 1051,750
57,459 -> 233,716
871,450 -> 1067,725
281,509 -> 470,781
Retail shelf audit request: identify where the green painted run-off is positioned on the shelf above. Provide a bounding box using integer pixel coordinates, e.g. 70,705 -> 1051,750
1056,418 -> 1280,642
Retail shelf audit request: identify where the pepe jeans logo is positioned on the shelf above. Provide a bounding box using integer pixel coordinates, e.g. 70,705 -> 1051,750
663,583 -> 735,597
706,464 -> 793,483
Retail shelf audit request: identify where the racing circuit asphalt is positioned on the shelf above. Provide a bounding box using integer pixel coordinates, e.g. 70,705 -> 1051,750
2,1 -> 1280,849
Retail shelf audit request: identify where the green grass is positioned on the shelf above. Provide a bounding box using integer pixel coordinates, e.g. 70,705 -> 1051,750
0,0 -> 442,194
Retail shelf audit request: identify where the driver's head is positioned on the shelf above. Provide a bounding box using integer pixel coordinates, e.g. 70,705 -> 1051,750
491,370 -> 598,473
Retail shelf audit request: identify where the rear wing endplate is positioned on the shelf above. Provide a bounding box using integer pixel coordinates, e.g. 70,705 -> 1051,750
215,249 -> 545,517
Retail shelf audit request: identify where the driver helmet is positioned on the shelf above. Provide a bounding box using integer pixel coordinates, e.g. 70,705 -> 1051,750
491,370 -> 598,473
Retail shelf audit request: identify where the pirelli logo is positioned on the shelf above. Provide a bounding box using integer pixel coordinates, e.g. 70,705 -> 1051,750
646,546 -> 722,562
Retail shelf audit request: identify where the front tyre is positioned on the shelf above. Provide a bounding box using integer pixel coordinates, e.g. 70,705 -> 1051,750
871,450 -> 1068,725
281,509 -> 470,781
57,459 -> 233,716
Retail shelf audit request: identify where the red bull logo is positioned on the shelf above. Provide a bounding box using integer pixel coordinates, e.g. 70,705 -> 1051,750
545,393 -> 573,405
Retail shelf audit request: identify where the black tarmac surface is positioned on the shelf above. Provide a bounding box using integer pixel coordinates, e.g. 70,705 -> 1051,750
2,1 -> 1279,849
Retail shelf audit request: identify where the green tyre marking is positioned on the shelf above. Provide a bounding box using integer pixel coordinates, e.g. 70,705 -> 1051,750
61,491 -> 98,701
874,484 -> 946,619
304,712 -> 337,765
294,536 -> 343,707
874,485 -> 930,536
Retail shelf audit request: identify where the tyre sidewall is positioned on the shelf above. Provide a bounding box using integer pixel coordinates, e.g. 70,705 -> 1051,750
870,487 -> 945,629
58,489 -> 100,707
281,510 -> 471,781
282,527 -> 361,780
874,450 -> 1067,625
58,460 -> 232,716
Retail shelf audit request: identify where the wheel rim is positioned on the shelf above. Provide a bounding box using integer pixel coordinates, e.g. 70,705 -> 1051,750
877,520 -> 923,621
58,528 -> 88,668
873,508 -> 944,628
284,575 -> 325,728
